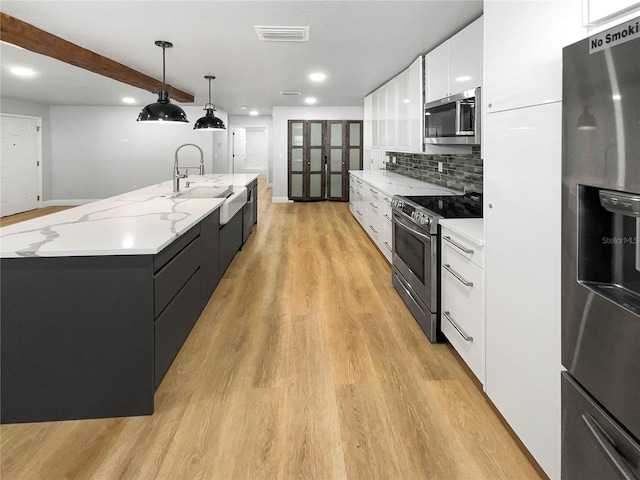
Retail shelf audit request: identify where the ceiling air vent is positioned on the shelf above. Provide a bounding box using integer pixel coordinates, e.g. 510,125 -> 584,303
254,26 -> 310,42
280,91 -> 302,96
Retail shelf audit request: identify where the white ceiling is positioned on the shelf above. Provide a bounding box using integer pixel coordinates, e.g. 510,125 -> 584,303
0,1 -> 483,116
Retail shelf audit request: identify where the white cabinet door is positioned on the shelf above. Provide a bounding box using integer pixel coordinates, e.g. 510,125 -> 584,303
386,78 -> 397,150
407,56 -> 424,153
371,90 -> 379,149
448,17 -> 483,94
484,102 -> 563,479
425,42 -> 449,102
396,68 -> 409,151
363,94 -> 373,170
377,86 -> 387,149
586,0 -> 640,25
483,0 -> 583,113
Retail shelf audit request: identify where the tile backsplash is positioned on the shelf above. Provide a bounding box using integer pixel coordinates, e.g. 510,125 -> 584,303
385,146 -> 483,193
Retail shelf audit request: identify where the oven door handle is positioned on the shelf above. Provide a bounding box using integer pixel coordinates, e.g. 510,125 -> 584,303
393,213 -> 432,243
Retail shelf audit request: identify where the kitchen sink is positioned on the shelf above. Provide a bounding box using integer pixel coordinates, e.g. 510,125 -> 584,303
219,187 -> 247,224
176,185 -> 234,199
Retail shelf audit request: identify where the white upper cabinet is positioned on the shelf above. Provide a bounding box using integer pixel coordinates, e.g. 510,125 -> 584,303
365,56 -> 423,154
586,0 -> 640,25
386,78 -> 397,149
448,17 -> 483,94
483,1 -> 583,113
425,42 -> 450,101
407,56 -> 424,153
425,17 -> 483,103
363,94 -> 373,169
396,68 -> 409,151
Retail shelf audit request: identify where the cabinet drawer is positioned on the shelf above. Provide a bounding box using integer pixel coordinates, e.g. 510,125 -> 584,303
441,231 -> 484,268
441,288 -> 484,382
154,269 -> 201,390
441,248 -> 484,314
154,235 -> 201,317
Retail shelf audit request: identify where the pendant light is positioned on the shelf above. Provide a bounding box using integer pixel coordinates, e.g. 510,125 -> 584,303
194,75 -> 226,131
137,41 -> 188,123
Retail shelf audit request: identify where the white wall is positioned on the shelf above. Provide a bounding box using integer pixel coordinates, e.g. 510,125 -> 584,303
228,115 -> 273,183
48,105 -> 227,201
271,106 -> 364,202
1,98 -> 52,200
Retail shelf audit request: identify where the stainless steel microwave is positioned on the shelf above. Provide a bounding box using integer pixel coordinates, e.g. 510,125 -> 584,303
424,88 -> 480,145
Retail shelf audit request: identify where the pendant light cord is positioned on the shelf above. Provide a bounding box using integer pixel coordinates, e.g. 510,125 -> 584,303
162,46 -> 166,85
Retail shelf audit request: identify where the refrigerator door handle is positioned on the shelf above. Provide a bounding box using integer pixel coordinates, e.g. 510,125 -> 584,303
582,413 -> 639,480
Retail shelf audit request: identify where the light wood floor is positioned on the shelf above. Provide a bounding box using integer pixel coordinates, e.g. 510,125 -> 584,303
0,178 -> 541,480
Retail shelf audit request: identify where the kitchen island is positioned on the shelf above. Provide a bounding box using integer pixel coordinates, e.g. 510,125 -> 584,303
0,174 -> 258,424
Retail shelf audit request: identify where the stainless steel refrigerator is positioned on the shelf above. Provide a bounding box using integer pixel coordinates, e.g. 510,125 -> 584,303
561,18 -> 640,479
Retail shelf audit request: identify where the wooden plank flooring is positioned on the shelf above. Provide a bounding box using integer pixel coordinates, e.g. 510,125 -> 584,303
0,178 -> 541,480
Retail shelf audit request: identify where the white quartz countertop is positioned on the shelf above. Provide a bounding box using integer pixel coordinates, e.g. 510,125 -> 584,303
349,170 -> 461,196
0,174 -> 258,258
439,218 -> 485,247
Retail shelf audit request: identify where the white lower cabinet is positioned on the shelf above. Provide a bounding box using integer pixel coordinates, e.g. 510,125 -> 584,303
349,174 -> 393,263
439,221 -> 485,384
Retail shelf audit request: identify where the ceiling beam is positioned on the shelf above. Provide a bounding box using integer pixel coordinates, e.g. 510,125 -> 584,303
0,12 -> 194,103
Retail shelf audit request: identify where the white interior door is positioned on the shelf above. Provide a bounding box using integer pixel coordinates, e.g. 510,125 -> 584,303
1,115 -> 40,217
245,126 -> 268,175
232,127 -> 247,173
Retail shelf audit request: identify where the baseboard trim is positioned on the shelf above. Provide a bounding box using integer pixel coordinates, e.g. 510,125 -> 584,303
271,197 -> 293,204
43,199 -> 94,207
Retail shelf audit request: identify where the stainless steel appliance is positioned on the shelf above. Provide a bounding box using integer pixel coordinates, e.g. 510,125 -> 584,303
424,88 -> 480,145
562,19 -> 640,479
391,193 -> 482,342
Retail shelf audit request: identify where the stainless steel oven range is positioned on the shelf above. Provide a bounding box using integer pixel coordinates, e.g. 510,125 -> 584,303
391,193 -> 482,342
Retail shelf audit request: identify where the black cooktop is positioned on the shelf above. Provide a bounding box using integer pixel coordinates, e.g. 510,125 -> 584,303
405,192 -> 483,218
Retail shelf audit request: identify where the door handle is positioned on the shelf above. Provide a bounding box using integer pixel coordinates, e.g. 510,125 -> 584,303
582,414 -> 639,480
443,264 -> 474,287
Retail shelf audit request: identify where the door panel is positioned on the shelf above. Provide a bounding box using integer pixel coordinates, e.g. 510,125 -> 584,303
0,115 -> 39,217
288,120 -> 362,202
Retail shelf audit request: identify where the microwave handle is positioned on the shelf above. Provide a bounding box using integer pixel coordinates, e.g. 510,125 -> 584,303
455,100 -> 462,135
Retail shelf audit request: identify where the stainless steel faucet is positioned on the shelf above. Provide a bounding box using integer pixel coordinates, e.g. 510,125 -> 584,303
174,144 -> 205,193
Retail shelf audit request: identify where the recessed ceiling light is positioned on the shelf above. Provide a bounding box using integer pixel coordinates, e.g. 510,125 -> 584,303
240,105 -> 248,110
455,75 -> 472,82
309,72 -> 326,82
10,66 -> 35,77
249,110 -> 258,116
612,94 -> 622,100
122,97 -> 136,104
305,97 -> 317,104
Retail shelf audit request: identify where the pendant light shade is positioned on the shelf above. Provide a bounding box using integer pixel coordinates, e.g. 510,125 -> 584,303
137,41 -> 188,123
194,75 -> 226,131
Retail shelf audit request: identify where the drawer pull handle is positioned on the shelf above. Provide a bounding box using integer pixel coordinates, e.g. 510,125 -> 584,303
582,413 -> 639,480
369,188 -> 379,196
384,197 -> 391,205
383,214 -> 392,223
443,311 -> 473,342
369,225 -> 379,234
384,241 -> 392,252
443,264 -> 474,287
443,235 -> 474,254
357,210 -> 363,217
369,202 -> 378,209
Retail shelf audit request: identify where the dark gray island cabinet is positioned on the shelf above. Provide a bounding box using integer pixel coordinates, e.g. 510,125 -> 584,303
1,209 -> 222,423
0,174 -> 258,424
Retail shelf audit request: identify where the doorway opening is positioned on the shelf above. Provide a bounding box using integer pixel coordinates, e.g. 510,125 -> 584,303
231,126 -> 268,177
